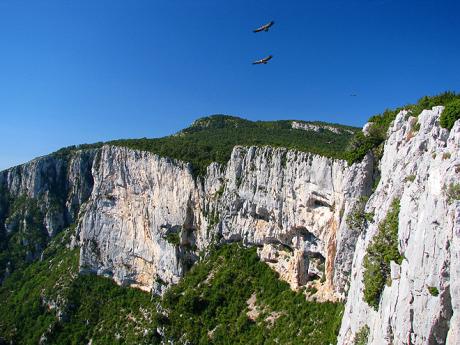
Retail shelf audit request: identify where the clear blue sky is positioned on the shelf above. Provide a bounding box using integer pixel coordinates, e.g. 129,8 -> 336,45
1,0 -> 459,170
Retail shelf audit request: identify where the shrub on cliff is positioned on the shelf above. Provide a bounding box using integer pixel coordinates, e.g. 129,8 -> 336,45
362,199 -> 403,310
445,183 -> 460,204
346,196 -> 373,233
354,325 -> 370,345
440,99 -> 460,130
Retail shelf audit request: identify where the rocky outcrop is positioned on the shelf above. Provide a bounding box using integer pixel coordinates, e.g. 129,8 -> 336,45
338,107 -> 460,345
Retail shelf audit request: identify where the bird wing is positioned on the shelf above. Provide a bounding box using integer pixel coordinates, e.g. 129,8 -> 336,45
254,21 -> 274,32
263,55 -> 273,62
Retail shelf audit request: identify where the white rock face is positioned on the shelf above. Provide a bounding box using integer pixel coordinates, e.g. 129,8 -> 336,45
362,122 -> 373,137
338,107 -> 460,345
75,145 -> 373,298
291,121 -> 355,134
77,147 -> 199,291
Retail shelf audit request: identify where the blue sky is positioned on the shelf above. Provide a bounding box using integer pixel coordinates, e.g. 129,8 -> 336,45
1,0 -> 459,170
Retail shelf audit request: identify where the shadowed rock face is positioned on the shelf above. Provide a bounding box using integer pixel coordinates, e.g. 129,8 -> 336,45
0,150 -> 96,232
0,150 -> 97,283
338,107 -> 460,345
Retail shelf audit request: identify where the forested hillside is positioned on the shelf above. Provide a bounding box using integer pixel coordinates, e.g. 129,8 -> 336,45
0,229 -> 343,345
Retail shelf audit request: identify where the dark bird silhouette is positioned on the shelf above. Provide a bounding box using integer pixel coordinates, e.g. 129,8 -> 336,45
253,21 -> 275,33
350,94 -> 358,97
252,55 -> 273,65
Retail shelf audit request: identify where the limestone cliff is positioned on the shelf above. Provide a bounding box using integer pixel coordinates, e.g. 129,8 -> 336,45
76,145 -> 373,298
338,107 -> 459,345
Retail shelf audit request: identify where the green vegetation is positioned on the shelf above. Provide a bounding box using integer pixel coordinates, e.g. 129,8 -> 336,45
108,116 -> 357,176
445,183 -> 460,204
215,184 -> 225,197
165,232 -> 181,246
51,115 -> 356,177
354,325 -> 370,345
346,196 -> 373,233
440,99 -> 460,129
52,143 -> 103,158
161,243 -> 344,345
405,174 -> 416,183
0,228 -> 161,345
0,192 -> 48,281
305,285 -> 319,296
362,199 -> 403,310
427,286 -> 439,297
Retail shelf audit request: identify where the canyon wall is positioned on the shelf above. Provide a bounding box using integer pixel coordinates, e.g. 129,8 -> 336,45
1,107 -> 458,343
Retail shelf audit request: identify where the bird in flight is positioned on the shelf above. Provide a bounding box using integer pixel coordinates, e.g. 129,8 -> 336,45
350,94 -> 358,97
253,55 -> 273,65
253,21 -> 275,33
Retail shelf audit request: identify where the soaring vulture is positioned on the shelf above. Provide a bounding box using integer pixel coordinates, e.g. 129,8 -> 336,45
253,21 -> 274,33
252,55 -> 273,65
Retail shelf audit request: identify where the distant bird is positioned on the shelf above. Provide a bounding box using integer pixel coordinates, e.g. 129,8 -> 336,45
253,21 -> 275,33
350,94 -> 358,97
253,55 -> 273,65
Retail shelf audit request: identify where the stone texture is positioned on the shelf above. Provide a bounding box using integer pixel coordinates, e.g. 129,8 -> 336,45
77,147 -> 198,290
